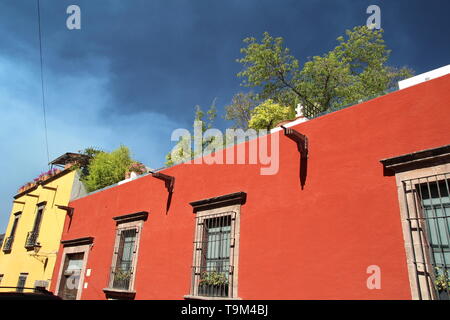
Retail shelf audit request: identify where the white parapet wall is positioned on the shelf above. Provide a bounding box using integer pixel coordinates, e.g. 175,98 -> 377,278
398,65 -> 450,90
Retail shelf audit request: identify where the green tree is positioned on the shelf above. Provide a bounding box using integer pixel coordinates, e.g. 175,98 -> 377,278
75,146 -> 103,179
82,145 -> 133,192
237,26 -> 413,120
165,100 -> 219,166
224,92 -> 259,130
248,99 -> 294,130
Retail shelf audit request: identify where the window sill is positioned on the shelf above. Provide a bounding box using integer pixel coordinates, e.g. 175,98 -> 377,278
103,288 -> 136,300
184,295 -> 241,301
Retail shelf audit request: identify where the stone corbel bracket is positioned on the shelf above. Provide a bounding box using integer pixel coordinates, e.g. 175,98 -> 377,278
280,125 -> 308,159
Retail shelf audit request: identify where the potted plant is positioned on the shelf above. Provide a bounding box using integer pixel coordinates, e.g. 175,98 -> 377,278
198,271 -> 229,296
435,267 -> 450,300
113,269 -> 132,290
129,162 -> 146,175
115,269 -> 132,281
124,162 -> 146,180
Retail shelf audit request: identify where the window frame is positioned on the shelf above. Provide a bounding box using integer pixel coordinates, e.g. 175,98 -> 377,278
2,212 -> 21,253
25,202 -> 46,249
103,211 -> 148,299
54,237 -> 93,300
16,273 -> 28,293
186,192 -> 246,300
381,144 -> 450,300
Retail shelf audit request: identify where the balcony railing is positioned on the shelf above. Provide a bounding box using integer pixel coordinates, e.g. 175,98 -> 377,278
25,231 -> 39,249
107,267 -> 133,291
2,236 -> 14,252
190,265 -> 233,298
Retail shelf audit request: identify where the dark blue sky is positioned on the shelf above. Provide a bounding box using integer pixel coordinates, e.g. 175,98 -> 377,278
0,0 -> 449,231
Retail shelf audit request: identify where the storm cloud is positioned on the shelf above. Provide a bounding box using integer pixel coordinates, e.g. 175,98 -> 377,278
0,0 -> 449,231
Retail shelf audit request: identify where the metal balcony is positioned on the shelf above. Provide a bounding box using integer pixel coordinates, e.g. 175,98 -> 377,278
2,236 -> 14,252
190,265 -> 233,298
107,267 -> 134,291
25,231 -> 39,249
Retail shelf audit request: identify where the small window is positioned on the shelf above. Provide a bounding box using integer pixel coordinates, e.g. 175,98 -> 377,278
16,273 -> 28,292
381,144 -> 450,300
104,211 -> 147,299
195,214 -> 233,298
188,192 -> 245,299
111,228 -> 137,290
25,203 -> 46,249
2,213 -> 21,253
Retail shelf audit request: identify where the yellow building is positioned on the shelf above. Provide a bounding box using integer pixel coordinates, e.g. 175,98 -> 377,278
0,153 -> 87,292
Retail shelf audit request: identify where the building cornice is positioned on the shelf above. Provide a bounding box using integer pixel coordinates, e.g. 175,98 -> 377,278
61,237 -> 94,247
380,144 -> 450,173
112,211 -> 149,223
190,192 -> 247,213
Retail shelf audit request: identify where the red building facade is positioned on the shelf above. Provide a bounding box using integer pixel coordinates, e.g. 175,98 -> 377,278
51,74 -> 450,300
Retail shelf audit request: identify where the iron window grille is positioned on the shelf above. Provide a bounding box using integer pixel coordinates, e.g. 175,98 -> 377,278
25,231 -> 39,249
3,214 -> 20,253
190,211 -> 237,298
107,227 -> 138,291
16,273 -> 28,293
25,204 -> 45,249
2,236 -> 14,252
402,173 -> 450,300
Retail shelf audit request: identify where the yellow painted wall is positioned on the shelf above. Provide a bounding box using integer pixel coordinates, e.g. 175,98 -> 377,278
0,169 -> 77,292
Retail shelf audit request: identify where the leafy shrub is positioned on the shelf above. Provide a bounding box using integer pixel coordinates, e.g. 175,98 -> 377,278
199,271 -> 229,286
81,145 -> 133,192
248,99 -> 294,130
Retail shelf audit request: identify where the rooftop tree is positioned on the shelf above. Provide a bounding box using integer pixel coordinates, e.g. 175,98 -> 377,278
81,145 -> 135,192
228,25 -> 413,128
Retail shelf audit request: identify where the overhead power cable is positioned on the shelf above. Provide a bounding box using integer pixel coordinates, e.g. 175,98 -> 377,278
36,0 -> 50,166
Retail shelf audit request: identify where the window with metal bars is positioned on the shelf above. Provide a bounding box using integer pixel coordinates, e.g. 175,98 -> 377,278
16,273 -> 28,293
191,212 -> 236,298
108,227 -> 138,291
2,213 -> 20,253
402,173 -> 450,300
25,203 -> 45,249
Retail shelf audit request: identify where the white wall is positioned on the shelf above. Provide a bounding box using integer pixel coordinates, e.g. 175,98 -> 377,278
398,65 -> 450,89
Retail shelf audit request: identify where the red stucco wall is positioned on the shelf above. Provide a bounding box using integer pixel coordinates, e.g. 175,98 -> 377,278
51,74 -> 450,299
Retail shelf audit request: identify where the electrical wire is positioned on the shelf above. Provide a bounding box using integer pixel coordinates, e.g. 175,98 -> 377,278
36,0 -> 50,166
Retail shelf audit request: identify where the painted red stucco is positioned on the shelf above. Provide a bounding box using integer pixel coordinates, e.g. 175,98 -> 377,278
51,74 -> 450,300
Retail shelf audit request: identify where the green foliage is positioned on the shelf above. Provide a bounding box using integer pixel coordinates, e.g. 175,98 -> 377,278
237,32 -> 303,110
81,146 -> 103,159
165,134 -> 192,167
114,269 -> 132,281
81,145 -> 133,192
225,92 -> 260,130
248,99 -> 294,130
199,271 -> 229,286
129,162 -> 147,174
165,100 -> 219,167
74,146 -> 103,179
435,267 -> 450,291
236,26 -> 414,121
